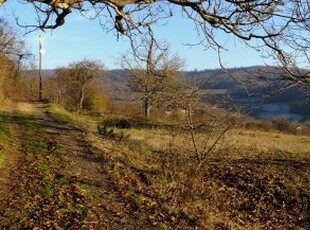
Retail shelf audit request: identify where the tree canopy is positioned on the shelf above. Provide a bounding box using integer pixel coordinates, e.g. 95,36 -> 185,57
0,0 -> 303,37
49,59 -> 105,112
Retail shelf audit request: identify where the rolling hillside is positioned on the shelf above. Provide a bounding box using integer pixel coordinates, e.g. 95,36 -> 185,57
41,66 -> 310,122
105,67 -> 310,122
1,101 -> 310,229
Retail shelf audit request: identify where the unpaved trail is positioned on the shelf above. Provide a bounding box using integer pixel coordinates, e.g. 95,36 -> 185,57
0,104 -> 25,205
0,101 -> 47,199
0,102 -> 155,229
0,102 -> 50,225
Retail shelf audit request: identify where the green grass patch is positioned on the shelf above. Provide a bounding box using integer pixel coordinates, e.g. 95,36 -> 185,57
54,177 -> 68,185
41,185 -> 55,197
47,104 -> 74,124
0,112 -> 11,140
28,142 -> 46,155
78,183 -> 92,195
47,104 -> 101,131
0,152 -> 5,166
41,177 -> 69,197
20,118 -> 47,156
0,123 -> 10,139
0,112 -> 11,166
13,111 -> 38,122
39,162 -> 51,172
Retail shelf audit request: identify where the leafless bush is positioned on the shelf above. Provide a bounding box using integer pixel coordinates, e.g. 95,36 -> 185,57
168,83 -> 239,168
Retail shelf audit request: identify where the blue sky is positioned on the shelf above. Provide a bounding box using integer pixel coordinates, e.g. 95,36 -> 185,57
1,2 -> 270,70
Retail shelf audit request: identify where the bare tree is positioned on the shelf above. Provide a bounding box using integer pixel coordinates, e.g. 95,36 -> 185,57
121,35 -> 184,119
0,18 -> 31,99
0,18 -> 29,64
2,1 -> 310,87
269,26 -> 310,89
2,0 -> 301,39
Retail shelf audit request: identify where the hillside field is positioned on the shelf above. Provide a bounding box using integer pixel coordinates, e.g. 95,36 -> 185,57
0,101 -> 309,229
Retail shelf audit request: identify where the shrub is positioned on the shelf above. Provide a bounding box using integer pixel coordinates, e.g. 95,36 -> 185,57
84,92 -> 109,115
99,119 -> 131,129
273,118 -> 292,133
97,119 -> 131,140
244,118 -> 310,135
97,123 -> 114,137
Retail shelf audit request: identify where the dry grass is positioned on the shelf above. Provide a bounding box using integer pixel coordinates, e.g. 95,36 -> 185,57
0,99 -> 10,112
47,104 -> 101,131
244,118 -> 310,135
120,126 -> 310,161
225,129 -> 310,159
45,104 -> 310,229
85,122 -> 310,229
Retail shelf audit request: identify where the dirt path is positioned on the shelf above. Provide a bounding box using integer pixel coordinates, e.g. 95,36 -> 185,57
39,104 -> 154,229
0,102 -> 155,229
0,123 -> 22,204
0,102 -> 32,205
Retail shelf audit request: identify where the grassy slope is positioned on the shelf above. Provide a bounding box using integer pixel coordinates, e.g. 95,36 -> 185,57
48,104 -> 310,229
96,129 -> 310,229
47,104 -> 100,131
3,103 -> 308,229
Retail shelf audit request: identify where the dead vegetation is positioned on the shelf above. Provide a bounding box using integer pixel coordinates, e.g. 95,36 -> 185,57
87,118 -> 310,229
82,102 -> 310,229
244,118 -> 310,136
0,102 -> 309,229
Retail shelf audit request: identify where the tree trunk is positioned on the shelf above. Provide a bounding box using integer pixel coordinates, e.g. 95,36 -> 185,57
144,99 -> 151,119
78,85 -> 86,113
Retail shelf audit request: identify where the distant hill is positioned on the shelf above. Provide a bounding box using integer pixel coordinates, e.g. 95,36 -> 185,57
183,67 -> 309,122
42,69 -> 55,76
42,66 -> 310,122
